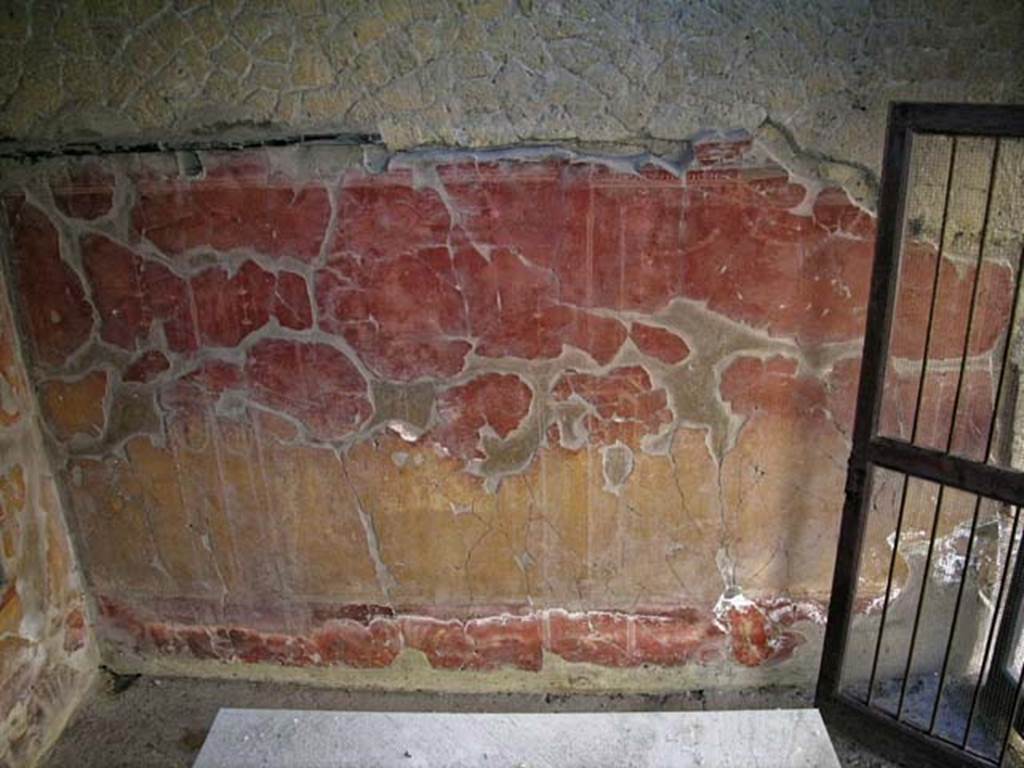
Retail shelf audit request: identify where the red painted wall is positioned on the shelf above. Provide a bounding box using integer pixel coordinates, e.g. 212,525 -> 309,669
0,137 -> 1005,680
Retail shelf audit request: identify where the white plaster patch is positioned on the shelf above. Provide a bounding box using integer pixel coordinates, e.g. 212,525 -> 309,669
387,420 -> 422,442
712,587 -> 757,632
600,441 -> 634,495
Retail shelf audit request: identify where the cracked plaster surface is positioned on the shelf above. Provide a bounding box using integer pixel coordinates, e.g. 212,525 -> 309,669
0,249 -> 97,767
0,0 -> 1023,205
0,138 -> 879,631
1,80 -> 1024,696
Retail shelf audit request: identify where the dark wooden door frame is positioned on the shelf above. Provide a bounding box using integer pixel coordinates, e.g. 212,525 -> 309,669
815,102 -> 1024,768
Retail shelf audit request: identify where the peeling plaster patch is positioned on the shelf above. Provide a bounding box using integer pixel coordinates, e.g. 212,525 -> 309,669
600,441 -> 634,495
716,547 -> 737,591
475,417 -> 544,489
515,551 -> 535,574
755,119 -> 876,211
639,425 -> 678,456
387,421 -> 422,442
935,520 -> 976,585
864,588 -> 901,616
3,0 -> 1023,209
338,454 -> 397,602
449,502 -> 472,518
551,399 -> 591,451
390,142 -> 695,182
713,586 -> 757,632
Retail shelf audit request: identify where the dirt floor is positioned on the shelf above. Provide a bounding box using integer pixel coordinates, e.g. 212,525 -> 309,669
40,671 -> 904,767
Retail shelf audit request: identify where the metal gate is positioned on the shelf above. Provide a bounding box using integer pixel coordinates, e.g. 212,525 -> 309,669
816,103 -> 1024,767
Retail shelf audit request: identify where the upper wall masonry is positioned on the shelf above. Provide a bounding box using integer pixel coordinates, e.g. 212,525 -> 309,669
1,0 -> 1023,199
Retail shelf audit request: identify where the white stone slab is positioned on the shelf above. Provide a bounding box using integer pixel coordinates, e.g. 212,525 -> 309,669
193,708 -> 841,767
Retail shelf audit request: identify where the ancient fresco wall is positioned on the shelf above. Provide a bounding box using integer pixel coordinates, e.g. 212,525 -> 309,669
0,247 -> 96,767
0,134 -> 1006,690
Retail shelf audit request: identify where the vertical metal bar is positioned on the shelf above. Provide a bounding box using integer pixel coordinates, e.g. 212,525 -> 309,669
929,139 -> 1009,734
897,482 -> 947,719
817,104 -> 1024,768
965,504 -> 1023,748
911,136 -> 960,444
944,139 -> 1002,456
981,242 -> 1024,461
816,105 -> 916,704
929,493 -> 984,732
867,473 -> 911,704
868,137 -> 957,708
897,137 -> 999,729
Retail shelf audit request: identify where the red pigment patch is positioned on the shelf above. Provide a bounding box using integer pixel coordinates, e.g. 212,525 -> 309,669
432,373 -> 533,459
316,247 -> 471,381
94,598 -> 750,671
719,356 -> 828,421
833,354 -> 996,458
123,350 -> 171,383
578,177 -> 687,312
552,366 -> 672,445
717,598 -> 810,668
454,245 -> 627,364
632,613 -> 725,666
132,163 -> 331,262
143,262 -> 199,353
161,360 -> 242,410
680,177 -> 874,345
322,165 -> 732,373
220,628 -> 318,666
726,603 -> 772,666
723,601 -> 805,667
824,356 -> 861,436
465,616 -> 543,671
336,171 -> 451,258
50,162 -> 115,220
401,615 -> 543,672
443,162 -> 689,313
546,611 -> 632,667
6,199 -> 94,365
746,175 -> 809,209
0,314 -> 24,428
191,261 -> 312,347
272,271 -> 313,330
81,234 -> 149,348
546,610 -> 724,668
154,624 -> 318,667
312,619 -> 403,668
244,339 -> 371,440
629,323 -> 690,364
813,187 -> 874,239
890,242 -> 1014,360
878,364 -> 995,459
63,607 -> 88,653
693,137 -> 754,166
438,161 -> 587,270
81,233 -> 197,353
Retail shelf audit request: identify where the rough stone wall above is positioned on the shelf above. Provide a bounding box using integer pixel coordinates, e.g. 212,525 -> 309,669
1,0 -> 1023,199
